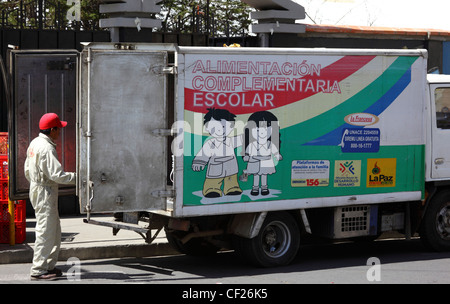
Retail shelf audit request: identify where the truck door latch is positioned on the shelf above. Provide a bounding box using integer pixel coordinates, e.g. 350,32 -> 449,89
435,158 -> 445,165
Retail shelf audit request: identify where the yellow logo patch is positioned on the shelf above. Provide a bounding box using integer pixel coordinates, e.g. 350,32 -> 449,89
367,158 -> 396,187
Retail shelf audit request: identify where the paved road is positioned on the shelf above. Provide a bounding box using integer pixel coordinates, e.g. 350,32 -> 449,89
1,237 -> 450,285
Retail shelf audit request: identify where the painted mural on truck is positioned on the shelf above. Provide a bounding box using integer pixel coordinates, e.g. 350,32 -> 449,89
181,51 -> 425,206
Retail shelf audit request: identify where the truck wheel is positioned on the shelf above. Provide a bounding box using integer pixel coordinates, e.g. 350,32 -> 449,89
234,211 -> 300,267
421,190 -> 450,251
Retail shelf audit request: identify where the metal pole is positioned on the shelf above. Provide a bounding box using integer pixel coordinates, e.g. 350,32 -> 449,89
38,0 -> 43,30
85,47 -> 93,221
259,33 -> 269,47
8,199 -> 14,245
7,153 -> 14,246
19,0 -> 23,29
110,27 -> 120,43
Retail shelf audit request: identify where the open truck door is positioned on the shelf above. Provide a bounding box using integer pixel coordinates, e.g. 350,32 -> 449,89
77,43 -> 176,217
7,50 -> 78,200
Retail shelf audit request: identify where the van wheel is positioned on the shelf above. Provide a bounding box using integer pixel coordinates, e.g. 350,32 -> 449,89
234,211 -> 300,267
421,190 -> 450,251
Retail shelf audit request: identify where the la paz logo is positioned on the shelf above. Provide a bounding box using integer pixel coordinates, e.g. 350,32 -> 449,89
367,158 -> 396,188
345,113 -> 379,126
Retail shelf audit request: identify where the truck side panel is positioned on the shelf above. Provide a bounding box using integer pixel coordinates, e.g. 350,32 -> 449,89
175,48 -> 427,217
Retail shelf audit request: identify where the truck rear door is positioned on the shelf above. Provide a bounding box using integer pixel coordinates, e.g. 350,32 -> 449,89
7,50 -> 78,199
77,43 -> 174,214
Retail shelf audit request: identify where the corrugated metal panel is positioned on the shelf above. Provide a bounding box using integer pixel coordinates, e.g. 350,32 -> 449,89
78,46 -> 169,213
8,50 -> 78,199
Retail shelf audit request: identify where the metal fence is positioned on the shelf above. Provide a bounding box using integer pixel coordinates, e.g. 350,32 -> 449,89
0,0 -> 97,30
0,0 -> 255,39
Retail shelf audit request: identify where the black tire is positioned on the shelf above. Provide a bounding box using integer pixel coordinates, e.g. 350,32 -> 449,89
420,190 -> 450,251
234,211 -> 300,267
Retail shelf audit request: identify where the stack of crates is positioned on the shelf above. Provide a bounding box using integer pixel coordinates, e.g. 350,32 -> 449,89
0,132 -> 26,244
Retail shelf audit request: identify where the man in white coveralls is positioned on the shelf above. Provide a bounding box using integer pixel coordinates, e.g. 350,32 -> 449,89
25,113 -> 76,281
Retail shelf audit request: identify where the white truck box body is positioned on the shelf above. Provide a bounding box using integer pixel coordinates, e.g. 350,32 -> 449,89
77,44 -> 427,218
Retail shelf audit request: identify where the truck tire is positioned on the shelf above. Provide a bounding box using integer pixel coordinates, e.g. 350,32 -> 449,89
421,190 -> 450,251
234,211 -> 300,267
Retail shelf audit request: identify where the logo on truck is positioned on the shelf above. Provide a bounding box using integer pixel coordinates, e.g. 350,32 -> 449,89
345,113 -> 379,126
367,158 -> 396,187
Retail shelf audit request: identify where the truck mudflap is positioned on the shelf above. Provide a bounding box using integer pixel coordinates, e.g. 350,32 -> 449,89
229,212 -> 268,239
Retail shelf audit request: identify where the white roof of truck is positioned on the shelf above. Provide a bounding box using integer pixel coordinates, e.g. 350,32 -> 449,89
428,74 -> 450,84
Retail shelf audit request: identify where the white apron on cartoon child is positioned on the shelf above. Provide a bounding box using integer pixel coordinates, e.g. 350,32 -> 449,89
243,111 -> 282,196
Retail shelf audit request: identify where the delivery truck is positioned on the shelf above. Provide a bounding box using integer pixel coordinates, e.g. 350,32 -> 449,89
6,43 -> 450,267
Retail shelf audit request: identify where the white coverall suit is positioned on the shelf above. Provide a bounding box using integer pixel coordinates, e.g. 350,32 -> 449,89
24,133 -> 76,276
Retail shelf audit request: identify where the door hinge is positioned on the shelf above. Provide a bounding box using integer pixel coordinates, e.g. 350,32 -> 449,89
152,128 -> 173,137
160,66 -> 177,74
151,65 -> 177,75
114,43 -> 136,50
162,66 -> 178,74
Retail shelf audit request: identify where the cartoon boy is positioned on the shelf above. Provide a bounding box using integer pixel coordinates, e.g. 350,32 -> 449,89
192,108 -> 243,198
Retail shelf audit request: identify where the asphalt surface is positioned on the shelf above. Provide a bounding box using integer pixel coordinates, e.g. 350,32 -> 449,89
0,215 -> 178,264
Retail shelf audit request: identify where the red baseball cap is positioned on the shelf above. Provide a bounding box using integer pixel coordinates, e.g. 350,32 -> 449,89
39,113 -> 68,130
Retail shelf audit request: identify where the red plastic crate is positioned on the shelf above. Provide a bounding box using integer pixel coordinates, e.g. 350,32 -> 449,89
0,132 -> 26,244
0,157 -> 7,181
0,222 -> 26,244
0,182 -> 7,200
0,200 -> 26,223
0,132 -> 7,156
0,201 -> 8,222
0,158 -> 7,181
14,200 -> 26,223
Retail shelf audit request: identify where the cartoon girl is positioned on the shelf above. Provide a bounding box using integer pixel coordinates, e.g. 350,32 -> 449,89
243,111 -> 282,196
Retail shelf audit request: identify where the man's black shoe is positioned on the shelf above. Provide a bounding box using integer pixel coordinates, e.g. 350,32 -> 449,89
30,273 -> 58,281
